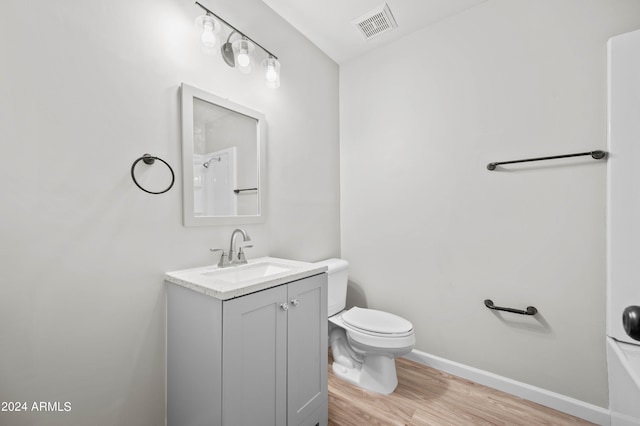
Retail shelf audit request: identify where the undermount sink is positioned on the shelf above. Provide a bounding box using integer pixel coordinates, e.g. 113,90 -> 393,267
201,261 -> 293,284
165,257 -> 328,300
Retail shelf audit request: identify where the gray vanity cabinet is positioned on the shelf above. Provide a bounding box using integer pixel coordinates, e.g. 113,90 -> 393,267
167,272 -> 328,426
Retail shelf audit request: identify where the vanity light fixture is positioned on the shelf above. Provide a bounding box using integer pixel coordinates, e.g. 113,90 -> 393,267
195,2 -> 281,89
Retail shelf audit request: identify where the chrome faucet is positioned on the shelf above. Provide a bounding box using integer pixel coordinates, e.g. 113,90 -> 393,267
211,228 -> 253,268
229,228 -> 252,265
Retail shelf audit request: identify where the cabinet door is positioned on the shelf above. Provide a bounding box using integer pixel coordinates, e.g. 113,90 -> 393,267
167,284 -> 223,426
222,285 -> 288,426
287,274 -> 328,425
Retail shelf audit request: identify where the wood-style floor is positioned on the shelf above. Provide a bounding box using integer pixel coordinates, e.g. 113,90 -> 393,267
327,355 -> 594,426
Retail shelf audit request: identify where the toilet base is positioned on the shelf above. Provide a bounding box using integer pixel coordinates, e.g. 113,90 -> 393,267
332,354 -> 399,395
330,327 -> 399,395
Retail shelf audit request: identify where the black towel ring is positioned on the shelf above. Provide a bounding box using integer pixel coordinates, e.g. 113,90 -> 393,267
130,154 -> 175,195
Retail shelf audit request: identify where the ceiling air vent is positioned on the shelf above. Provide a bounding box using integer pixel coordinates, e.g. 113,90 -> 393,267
352,3 -> 398,40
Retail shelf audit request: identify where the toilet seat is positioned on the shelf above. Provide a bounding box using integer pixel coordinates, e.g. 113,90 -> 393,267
342,307 -> 413,337
330,307 -> 416,351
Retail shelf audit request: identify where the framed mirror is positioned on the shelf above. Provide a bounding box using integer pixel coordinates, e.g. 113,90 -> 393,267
181,83 -> 266,226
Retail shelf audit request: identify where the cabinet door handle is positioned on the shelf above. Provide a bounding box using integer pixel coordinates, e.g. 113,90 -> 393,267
290,298 -> 299,307
280,302 -> 289,311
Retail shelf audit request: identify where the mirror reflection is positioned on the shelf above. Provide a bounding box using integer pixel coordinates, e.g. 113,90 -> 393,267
181,84 -> 265,226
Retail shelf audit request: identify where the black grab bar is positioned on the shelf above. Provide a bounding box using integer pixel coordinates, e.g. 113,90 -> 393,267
484,299 -> 537,316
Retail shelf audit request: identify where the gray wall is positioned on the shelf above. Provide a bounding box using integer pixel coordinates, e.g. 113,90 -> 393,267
340,0 -> 640,408
0,0 -> 340,424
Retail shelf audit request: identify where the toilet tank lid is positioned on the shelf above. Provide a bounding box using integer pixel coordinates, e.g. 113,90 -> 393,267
315,258 -> 349,273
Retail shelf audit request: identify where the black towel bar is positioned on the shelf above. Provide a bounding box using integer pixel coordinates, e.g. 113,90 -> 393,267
487,150 -> 606,171
233,188 -> 258,194
484,299 -> 537,316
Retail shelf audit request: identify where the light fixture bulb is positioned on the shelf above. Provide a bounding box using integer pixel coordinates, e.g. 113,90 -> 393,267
195,15 -> 220,51
232,38 -> 255,74
262,57 -> 281,89
201,22 -> 216,48
237,51 -> 251,67
265,66 -> 278,82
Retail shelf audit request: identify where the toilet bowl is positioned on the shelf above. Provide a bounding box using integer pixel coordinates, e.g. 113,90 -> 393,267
316,259 -> 416,395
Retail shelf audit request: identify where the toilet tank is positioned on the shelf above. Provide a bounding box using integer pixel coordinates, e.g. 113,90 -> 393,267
316,258 -> 349,317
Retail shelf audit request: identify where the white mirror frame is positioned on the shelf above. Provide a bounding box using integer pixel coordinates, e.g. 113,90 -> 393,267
181,83 -> 266,226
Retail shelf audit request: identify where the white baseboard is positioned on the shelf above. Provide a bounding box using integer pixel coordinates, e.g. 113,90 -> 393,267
404,349 -> 610,426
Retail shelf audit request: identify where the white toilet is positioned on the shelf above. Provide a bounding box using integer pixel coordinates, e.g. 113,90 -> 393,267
317,258 -> 415,395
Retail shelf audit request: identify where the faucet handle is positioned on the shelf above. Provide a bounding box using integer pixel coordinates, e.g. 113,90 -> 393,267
210,248 -> 231,268
237,248 -> 249,263
235,241 -> 252,264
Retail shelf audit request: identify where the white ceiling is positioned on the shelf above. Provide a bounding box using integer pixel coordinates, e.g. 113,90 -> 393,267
261,0 -> 487,64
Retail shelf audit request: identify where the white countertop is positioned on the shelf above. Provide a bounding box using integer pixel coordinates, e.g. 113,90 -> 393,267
165,257 -> 327,300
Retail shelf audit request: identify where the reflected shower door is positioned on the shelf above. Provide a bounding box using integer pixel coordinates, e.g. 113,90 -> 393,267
197,147 -> 237,216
